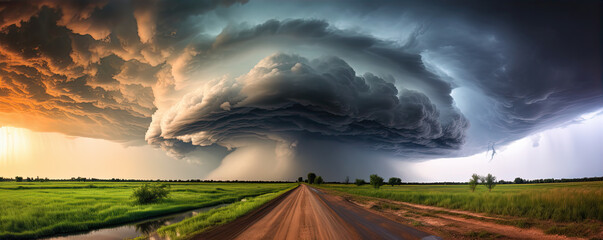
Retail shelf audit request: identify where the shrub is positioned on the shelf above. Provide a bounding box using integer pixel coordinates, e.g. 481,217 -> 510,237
370,174 -> 384,189
355,179 -> 367,186
132,183 -> 171,204
315,176 -> 324,184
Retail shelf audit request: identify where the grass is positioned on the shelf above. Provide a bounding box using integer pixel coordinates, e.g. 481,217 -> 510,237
544,221 -> 601,237
0,181 -> 295,240
317,181 -> 603,222
157,184 -> 298,239
464,230 -> 503,239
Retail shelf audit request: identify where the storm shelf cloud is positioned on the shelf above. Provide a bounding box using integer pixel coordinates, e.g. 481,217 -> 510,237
0,0 -> 601,180
146,54 -> 469,158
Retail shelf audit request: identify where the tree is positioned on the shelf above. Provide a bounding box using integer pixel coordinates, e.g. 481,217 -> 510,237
484,173 -> 497,192
388,177 -> 402,186
298,177 -> 303,183
307,172 -> 316,184
370,174 -> 384,189
514,177 -> 525,184
315,176 -> 324,184
15,176 -> 23,182
355,179 -> 366,186
344,176 -> 350,184
469,174 -> 480,192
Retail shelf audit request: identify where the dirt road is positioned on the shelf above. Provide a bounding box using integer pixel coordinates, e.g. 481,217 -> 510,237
195,184 -> 440,240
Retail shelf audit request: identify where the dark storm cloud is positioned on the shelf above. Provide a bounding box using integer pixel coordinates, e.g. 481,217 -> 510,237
201,18 -> 456,108
177,7 -> 601,157
0,0 -> 600,176
403,0 -> 602,149
146,54 -> 468,158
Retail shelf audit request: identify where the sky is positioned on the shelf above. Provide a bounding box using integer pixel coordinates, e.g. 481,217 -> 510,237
0,0 -> 601,182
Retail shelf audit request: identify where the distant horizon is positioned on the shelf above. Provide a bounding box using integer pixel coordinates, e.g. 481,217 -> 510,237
3,174 -> 603,184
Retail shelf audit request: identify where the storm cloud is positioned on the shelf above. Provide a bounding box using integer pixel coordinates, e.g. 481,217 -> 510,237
146,54 -> 468,158
0,0 -> 601,179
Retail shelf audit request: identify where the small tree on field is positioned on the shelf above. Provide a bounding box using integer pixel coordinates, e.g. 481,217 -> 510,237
370,174 -> 384,189
298,177 -> 303,182
315,176 -> 324,184
484,173 -> 497,192
514,177 -> 525,184
344,176 -> 350,184
469,174 -> 480,192
355,179 -> 366,186
15,176 -> 23,182
388,177 -> 402,186
307,172 -> 316,184
132,183 -> 171,204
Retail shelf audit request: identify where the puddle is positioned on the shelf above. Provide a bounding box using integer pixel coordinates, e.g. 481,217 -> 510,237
43,203 -> 229,240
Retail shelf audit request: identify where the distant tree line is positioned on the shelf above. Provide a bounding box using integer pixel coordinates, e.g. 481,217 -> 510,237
1,176 -> 295,183
289,174 -> 603,187
511,176 -> 603,184
1,176 -> 50,182
2,175 -> 602,184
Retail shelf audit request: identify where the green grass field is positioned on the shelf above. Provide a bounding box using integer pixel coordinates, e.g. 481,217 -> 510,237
317,181 -> 603,222
0,181 -> 295,239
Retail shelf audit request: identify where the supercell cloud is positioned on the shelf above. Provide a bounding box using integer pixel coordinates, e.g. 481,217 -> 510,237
146,54 -> 468,158
0,0 -> 600,179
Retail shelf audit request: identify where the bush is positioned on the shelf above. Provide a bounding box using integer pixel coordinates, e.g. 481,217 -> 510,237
355,179 -> 367,186
132,183 -> 171,204
315,176 -> 324,184
370,174 -> 384,189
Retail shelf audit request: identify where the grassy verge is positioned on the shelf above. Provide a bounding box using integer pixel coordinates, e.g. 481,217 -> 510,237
315,185 -> 603,239
156,184 -> 298,240
0,182 -> 295,240
315,181 -> 603,222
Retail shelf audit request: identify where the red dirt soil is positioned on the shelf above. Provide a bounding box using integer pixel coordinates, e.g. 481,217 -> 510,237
194,184 -> 439,240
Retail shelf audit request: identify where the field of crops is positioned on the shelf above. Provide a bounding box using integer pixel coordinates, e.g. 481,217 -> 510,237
0,181 -> 295,239
318,181 -> 603,222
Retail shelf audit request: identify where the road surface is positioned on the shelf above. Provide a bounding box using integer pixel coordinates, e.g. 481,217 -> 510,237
195,184 -> 440,240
